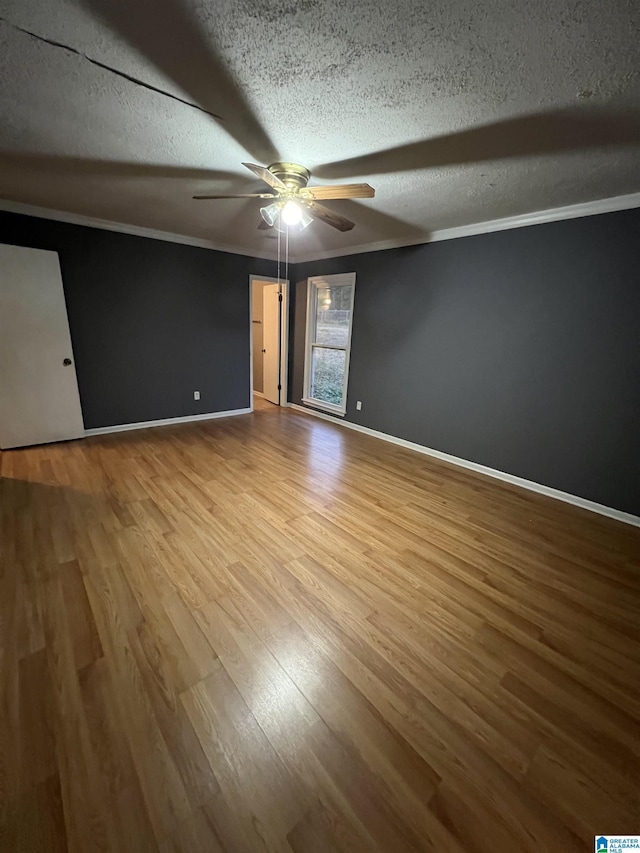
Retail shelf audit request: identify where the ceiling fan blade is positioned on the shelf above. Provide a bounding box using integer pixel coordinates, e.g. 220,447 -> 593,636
306,201 -> 355,232
193,193 -> 276,200
315,108 -> 640,179
79,0 -> 278,163
242,163 -> 287,191
305,183 -> 375,200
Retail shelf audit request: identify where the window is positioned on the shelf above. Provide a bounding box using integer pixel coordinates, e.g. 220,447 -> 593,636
303,273 -> 356,416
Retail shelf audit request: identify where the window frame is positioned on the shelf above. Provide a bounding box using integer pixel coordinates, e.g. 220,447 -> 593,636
302,273 -> 356,417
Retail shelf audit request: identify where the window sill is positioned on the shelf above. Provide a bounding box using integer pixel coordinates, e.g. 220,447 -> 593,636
301,398 -> 346,418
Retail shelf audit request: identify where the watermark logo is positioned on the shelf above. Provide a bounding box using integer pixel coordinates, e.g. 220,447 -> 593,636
595,838 -> 640,852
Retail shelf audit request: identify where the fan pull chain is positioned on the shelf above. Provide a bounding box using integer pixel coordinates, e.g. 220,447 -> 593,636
285,226 -> 289,286
277,226 -> 281,287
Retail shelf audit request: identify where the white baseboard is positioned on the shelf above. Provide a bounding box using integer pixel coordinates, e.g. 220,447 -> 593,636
253,391 -> 265,398
84,407 -> 251,437
290,404 -> 640,528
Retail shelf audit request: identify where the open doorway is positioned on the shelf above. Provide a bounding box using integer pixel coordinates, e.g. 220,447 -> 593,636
250,275 -> 289,408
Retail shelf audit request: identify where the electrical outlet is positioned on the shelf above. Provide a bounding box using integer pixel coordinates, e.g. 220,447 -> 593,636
356,401 -> 362,411
194,390 -> 200,401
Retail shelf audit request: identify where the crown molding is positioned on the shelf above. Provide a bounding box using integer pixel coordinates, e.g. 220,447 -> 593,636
2,190 -> 639,266
291,190 -> 640,263
0,197 -> 278,262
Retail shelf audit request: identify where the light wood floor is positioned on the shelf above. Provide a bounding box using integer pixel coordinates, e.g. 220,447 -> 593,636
1,399 -> 639,852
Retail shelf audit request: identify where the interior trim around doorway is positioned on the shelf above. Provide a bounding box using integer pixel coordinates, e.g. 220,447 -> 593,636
249,274 -> 290,408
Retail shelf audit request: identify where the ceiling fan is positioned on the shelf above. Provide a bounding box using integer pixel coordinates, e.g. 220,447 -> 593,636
193,162 -> 375,232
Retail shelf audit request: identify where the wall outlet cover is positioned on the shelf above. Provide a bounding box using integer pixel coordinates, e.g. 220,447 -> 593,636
194,391 -> 200,400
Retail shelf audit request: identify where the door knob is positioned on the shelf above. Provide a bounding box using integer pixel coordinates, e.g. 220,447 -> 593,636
63,358 -> 72,366
262,349 -> 266,353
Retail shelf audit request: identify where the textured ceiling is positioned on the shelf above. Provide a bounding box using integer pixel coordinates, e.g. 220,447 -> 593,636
0,0 -> 639,260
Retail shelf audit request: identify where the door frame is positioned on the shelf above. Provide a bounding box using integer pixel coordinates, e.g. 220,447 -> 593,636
249,274 -> 290,409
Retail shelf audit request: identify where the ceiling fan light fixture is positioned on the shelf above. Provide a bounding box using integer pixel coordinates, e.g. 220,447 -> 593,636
261,200 -> 313,233
260,201 -> 281,227
275,207 -> 313,233
281,200 -> 302,226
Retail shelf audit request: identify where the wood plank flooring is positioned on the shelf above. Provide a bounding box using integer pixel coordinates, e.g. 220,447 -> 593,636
1,398 -> 639,851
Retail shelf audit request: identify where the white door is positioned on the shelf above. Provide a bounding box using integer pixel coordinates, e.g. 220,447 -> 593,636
262,283 -> 281,405
0,244 -> 85,448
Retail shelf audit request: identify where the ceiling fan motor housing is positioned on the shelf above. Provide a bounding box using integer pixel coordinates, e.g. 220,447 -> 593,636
268,162 -> 311,192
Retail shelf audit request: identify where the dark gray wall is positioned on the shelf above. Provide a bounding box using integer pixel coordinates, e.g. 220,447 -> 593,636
1,211 -> 273,429
291,208 -> 640,516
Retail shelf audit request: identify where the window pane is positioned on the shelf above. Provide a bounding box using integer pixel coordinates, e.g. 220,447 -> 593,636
314,284 -> 353,347
310,346 -> 346,406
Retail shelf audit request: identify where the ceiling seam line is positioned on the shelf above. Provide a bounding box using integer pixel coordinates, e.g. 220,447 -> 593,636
0,16 -> 223,122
